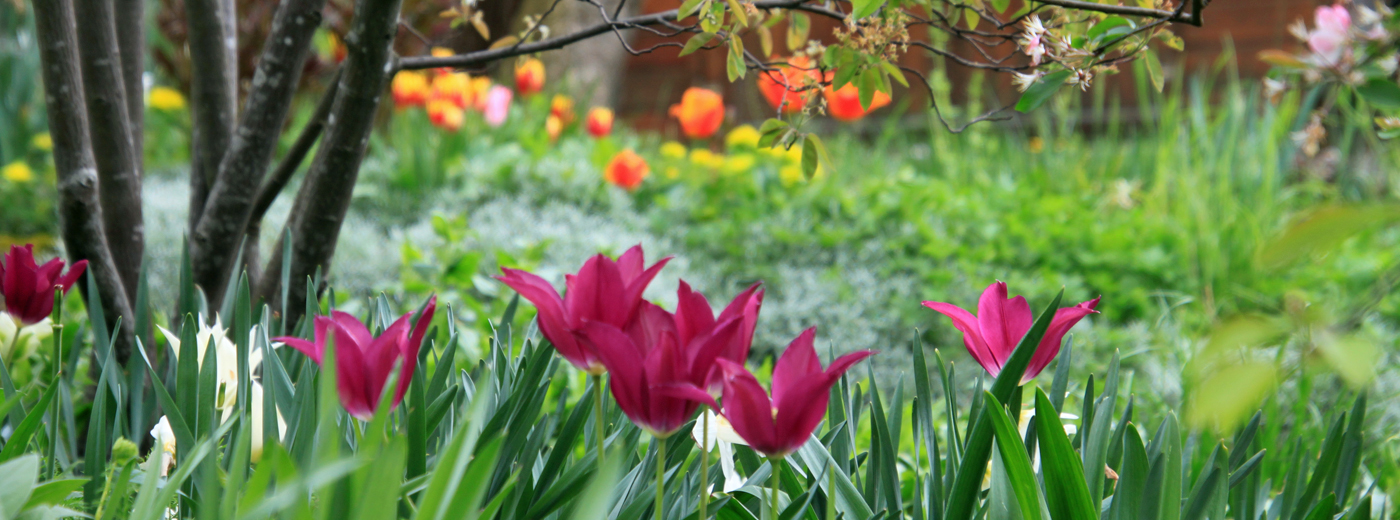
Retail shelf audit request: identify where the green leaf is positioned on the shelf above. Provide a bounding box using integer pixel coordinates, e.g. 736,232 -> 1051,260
793,439 -> 875,519
850,0 -> 881,20
679,0 -> 707,18
1034,389 -> 1097,520
680,32 -> 715,57
1016,70 -> 1072,112
0,383 -> 59,462
1356,78 -> 1400,109
1144,49 -> 1164,93
727,36 -> 746,81
983,392 -> 1043,520
1086,16 -> 1133,43
725,0 -> 748,27
0,454 -> 38,516
880,61 -> 909,88
1257,204 -> 1400,270
23,478 -> 87,509
1186,362 -> 1277,431
786,12 -> 810,52
858,68 -> 881,110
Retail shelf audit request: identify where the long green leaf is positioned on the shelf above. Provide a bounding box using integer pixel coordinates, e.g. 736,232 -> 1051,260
984,391 -> 1043,520
1034,388 -> 1097,520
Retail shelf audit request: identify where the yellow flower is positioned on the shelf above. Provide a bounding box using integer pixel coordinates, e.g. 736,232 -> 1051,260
148,86 -> 187,111
1028,136 -> 1044,154
724,125 -> 761,150
721,154 -> 755,175
2,161 -> 33,183
689,149 -> 724,169
31,133 -> 52,151
664,167 -> 680,179
660,141 -> 688,160
779,165 -> 804,186
782,145 -> 802,165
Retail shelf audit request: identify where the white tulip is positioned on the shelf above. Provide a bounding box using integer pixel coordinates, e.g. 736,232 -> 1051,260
692,409 -> 747,493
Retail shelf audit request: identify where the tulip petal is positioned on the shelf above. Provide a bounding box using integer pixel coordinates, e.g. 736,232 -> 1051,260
1024,297 -> 1100,383
619,256 -> 672,324
715,359 -> 778,454
976,281 -> 1033,370
772,376 -> 837,455
688,317 -> 743,386
772,327 -> 822,405
922,301 -> 1000,377
675,280 -> 716,347
615,245 -> 646,282
714,283 -> 763,363
329,311 -> 373,353
54,260 -> 87,293
578,321 -> 647,422
498,268 -> 594,370
628,302 -> 676,358
330,321 -> 376,419
656,383 -> 721,412
823,350 -> 878,380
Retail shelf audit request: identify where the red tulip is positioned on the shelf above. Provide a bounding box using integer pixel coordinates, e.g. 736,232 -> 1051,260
496,245 -> 670,374
274,296 -> 436,419
673,328 -> 873,458
922,281 -> 1099,384
1,245 -> 87,326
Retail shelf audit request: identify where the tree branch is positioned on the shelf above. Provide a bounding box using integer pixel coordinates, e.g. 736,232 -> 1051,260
394,0 -> 846,72
115,0 -> 146,173
256,0 -> 405,324
185,0 -> 240,238
191,0 -> 328,305
32,0 -> 138,361
75,0 -> 145,304
1029,0 -> 1197,24
249,68 -> 342,229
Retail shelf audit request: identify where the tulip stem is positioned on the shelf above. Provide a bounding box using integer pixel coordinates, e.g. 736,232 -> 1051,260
769,456 -> 782,520
699,412 -> 710,520
655,437 -> 667,520
592,373 -> 606,467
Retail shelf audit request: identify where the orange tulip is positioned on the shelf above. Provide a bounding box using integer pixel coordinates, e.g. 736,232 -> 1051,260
468,77 -> 492,111
546,114 -> 563,142
669,87 -> 725,139
551,95 -> 576,126
515,58 -> 546,96
430,72 -> 472,109
823,82 -> 891,122
605,149 -> 649,190
757,57 -> 818,114
427,99 -> 464,131
585,107 -> 614,138
391,71 -> 431,109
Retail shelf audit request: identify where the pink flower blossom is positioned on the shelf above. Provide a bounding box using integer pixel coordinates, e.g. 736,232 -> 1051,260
484,85 -> 512,127
1309,4 -> 1351,64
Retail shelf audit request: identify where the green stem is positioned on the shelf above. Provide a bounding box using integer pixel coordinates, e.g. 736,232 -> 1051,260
769,456 -> 783,520
700,412 -> 710,520
656,436 -> 667,520
47,323 -> 62,479
593,373 -> 606,467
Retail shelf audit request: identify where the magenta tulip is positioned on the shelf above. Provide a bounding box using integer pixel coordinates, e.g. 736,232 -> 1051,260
922,281 -> 1099,384
1,245 -> 87,326
673,328 -> 874,458
674,281 -> 763,391
275,296 -> 436,419
497,245 -> 670,374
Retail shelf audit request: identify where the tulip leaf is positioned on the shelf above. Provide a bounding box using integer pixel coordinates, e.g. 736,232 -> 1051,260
0,382 -> 59,462
944,290 -> 1064,520
794,438 -> 875,519
1034,388 -> 1098,520
1016,70 -> 1072,113
680,32 -> 715,57
983,391 -> 1043,520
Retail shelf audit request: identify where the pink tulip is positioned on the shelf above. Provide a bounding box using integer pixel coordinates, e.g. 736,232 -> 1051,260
484,85 -> 512,127
1,245 -> 87,326
1309,4 -> 1351,63
497,245 -> 670,374
275,296 -> 436,419
671,328 -> 873,458
922,281 -> 1099,384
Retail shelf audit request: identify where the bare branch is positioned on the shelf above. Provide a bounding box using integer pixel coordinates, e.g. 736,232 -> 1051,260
257,0 -> 405,324
75,0 -> 145,303
395,0 -> 845,72
250,68 -> 342,230
191,0 -> 328,304
32,0 -> 137,360
185,0 -> 240,235
115,0 -> 145,172
1029,0 -> 1196,24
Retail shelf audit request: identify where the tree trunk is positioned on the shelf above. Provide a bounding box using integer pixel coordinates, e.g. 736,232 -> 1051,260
256,0 -> 405,328
32,0 -> 139,362
185,0 -> 239,247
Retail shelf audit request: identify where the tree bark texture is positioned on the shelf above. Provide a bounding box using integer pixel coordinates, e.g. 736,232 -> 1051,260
74,0 -> 146,306
184,0 -> 239,238
256,0 -> 405,328
191,0 -> 327,305
33,0 -> 139,361
116,0 -> 146,173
